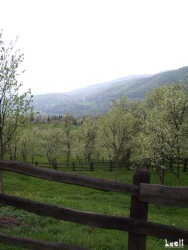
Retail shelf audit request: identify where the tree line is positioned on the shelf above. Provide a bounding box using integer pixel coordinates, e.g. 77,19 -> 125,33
4,83 -> 188,185
1,32 -> 188,186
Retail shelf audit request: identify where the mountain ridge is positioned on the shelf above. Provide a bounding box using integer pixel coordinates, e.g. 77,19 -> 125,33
33,66 -> 188,116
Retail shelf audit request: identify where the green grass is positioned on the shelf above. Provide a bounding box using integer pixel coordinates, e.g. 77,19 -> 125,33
0,169 -> 187,250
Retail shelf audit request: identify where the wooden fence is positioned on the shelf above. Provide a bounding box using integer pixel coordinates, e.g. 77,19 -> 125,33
32,161 -> 118,172
30,159 -> 188,172
0,160 -> 187,250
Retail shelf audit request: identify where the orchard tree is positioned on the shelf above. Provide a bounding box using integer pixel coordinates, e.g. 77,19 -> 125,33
40,127 -> 63,168
17,128 -> 37,162
71,117 -> 97,168
71,130 -> 86,169
6,127 -> 36,162
80,117 -> 97,163
135,112 -> 174,184
139,83 -> 188,185
62,114 -> 75,167
0,33 -> 33,193
97,98 -> 140,180
0,35 -> 33,158
6,134 -> 19,161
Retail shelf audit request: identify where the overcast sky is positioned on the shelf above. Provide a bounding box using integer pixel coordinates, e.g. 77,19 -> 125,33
1,0 -> 188,94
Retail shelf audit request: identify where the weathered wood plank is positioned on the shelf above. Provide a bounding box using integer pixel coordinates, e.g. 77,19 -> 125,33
0,233 -> 90,250
0,194 -> 187,244
0,160 -> 138,195
139,183 -> 188,208
128,169 -> 150,250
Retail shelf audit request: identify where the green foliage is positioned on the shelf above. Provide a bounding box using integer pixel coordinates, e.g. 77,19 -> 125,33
0,33 -> 33,159
97,98 -> 140,164
3,76 -> 188,187
6,128 -> 37,162
39,125 -> 63,167
96,98 -> 141,182
135,83 -> 188,184
71,119 -> 95,163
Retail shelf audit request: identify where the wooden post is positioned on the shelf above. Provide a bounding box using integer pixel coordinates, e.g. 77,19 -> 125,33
128,168 -> 150,250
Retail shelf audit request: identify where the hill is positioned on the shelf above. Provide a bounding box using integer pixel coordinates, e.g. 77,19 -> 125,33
33,66 -> 188,116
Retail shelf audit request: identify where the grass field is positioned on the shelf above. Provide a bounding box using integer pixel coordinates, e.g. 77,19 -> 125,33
0,168 -> 187,250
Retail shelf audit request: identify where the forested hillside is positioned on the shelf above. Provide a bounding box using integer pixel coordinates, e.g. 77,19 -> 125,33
33,66 -> 188,116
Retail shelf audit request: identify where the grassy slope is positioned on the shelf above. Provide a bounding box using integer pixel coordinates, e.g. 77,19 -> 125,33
0,169 -> 187,250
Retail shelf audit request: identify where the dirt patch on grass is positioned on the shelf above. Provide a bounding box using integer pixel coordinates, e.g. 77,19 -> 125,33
0,216 -> 25,228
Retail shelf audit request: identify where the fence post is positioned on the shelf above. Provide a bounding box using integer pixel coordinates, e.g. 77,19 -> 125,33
128,168 -> 150,250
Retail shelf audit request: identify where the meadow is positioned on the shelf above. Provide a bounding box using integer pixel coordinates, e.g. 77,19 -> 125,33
0,168 -> 187,250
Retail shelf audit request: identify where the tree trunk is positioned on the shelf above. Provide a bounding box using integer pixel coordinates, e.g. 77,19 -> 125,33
176,160 -> 180,186
66,143 -> 70,167
160,168 -> 165,185
115,160 -> 120,181
183,158 -> 187,172
52,158 -> 57,170
14,146 -> 17,161
125,150 -> 131,170
176,137 -> 181,186
0,128 -> 4,194
0,170 -> 4,194
157,166 -> 165,185
169,158 -> 173,171
0,127 -> 4,160
88,154 -> 91,164
0,136 -> 4,193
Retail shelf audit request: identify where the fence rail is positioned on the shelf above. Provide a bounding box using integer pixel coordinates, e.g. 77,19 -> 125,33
0,160 -> 187,250
139,183 -> 188,208
0,233 -> 89,250
0,161 -> 138,195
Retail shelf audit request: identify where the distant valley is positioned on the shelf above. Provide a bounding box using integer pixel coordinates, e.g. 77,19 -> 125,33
33,66 -> 188,117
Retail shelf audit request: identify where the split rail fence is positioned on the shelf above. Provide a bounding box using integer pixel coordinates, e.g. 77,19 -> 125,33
0,160 -> 187,250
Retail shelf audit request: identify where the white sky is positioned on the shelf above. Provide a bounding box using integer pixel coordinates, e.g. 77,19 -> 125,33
1,0 -> 188,94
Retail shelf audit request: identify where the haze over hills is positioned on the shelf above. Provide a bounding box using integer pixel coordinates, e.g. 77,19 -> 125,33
33,66 -> 188,117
